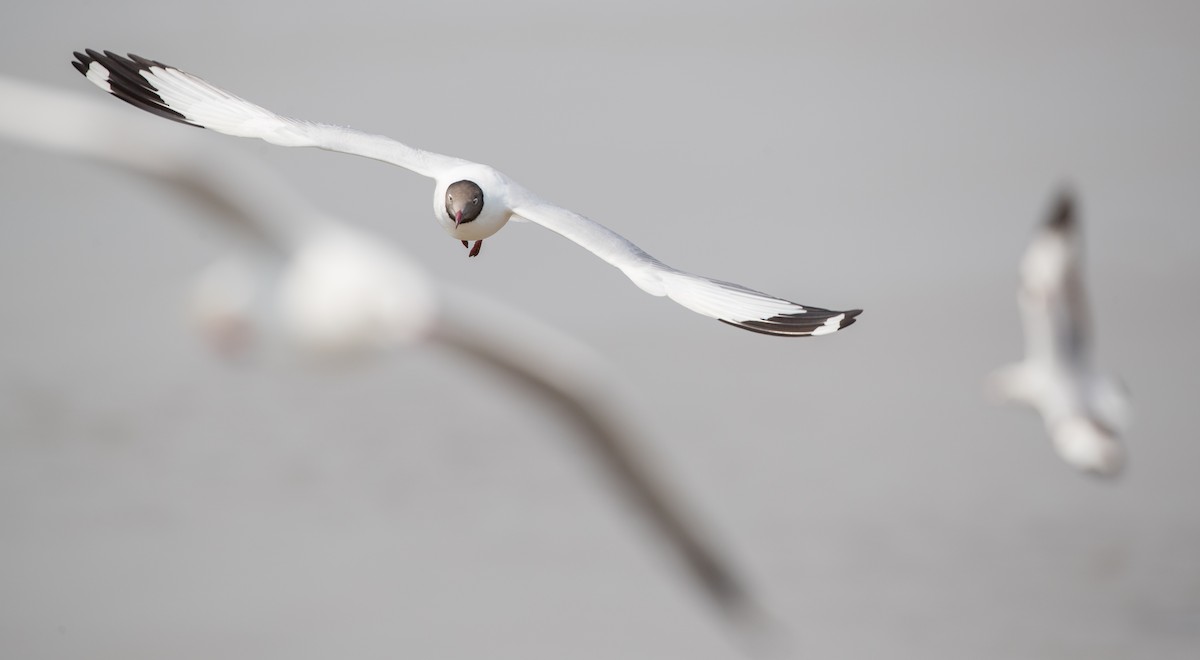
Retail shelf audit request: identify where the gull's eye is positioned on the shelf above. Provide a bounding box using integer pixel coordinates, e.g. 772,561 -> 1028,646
448,194 -> 454,202
472,197 -> 479,204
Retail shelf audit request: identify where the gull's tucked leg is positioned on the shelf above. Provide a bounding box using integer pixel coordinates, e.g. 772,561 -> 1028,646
461,240 -> 469,249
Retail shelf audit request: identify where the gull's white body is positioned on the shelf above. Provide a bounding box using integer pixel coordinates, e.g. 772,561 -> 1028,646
275,225 -> 437,355
991,194 -> 1130,478
191,225 -> 443,359
189,230 -> 439,359
72,50 -> 861,337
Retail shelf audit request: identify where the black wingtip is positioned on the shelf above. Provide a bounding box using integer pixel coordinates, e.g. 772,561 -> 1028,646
720,307 -> 862,337
128,53 -> 169,70
841,308 -> 863,329
71,48 -> 196,127
1047,187 -> 1077,232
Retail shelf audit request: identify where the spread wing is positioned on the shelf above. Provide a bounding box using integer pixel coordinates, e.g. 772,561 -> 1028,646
73,50 -> 862,337
510,193 -> 861,337
72,50 -> 468,178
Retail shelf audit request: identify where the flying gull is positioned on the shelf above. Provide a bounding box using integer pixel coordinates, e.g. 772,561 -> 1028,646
72,49 -> 861,338
990,191 -> 1131,478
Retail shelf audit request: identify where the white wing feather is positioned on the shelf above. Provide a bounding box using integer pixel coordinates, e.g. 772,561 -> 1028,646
511,194 -> 859,336
73,50 -> 467,178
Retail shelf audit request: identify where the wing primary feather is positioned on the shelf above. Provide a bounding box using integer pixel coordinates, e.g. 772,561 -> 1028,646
74,50 -> 195,126
128,53 -> 171,70
72,49 -> 468,178
721,308 -> 861,337
96,51 -> 155,93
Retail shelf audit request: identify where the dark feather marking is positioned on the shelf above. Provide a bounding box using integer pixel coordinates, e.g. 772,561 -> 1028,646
73,50 -> 193,125
1047,189 -> 1076,233
719,308 -> 860,337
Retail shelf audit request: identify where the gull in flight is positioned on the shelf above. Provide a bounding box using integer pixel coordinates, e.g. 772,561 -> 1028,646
73,49 -> 861,337
0,73 -> 776,641
990,191 -> 1131,478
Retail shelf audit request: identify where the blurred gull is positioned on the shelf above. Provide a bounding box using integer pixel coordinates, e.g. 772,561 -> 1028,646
73,50 -> 862,338
0,74 -> 777,643
990,191 -> 1131,478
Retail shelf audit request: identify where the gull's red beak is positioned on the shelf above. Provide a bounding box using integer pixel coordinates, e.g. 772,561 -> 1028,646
454,210 -> 463,228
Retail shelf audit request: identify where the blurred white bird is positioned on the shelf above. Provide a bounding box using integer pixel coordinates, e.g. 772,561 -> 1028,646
990,191 -> 1131,478
72,49 -> 862,338
188,226 -> 438,360
0,74 -> 774,640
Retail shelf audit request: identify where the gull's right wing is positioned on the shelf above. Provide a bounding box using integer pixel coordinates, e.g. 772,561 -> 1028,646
1018,191 -> 1092,363
72,50 -> 469,179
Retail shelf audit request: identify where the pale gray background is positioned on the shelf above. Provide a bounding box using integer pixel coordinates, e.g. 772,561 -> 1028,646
1,1 -> 1198,658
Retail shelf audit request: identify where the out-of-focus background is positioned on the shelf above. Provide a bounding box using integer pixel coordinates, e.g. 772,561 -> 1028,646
2,1 -> 1198,658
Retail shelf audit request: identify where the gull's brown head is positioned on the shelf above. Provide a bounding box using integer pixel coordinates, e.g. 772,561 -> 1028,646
446,180 -> 484,228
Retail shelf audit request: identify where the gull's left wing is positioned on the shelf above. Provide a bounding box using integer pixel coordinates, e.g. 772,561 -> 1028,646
510,193 -> 861,337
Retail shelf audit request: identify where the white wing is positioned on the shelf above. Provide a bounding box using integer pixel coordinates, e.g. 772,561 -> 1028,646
1017,192 -> 1091,364
72,50 -> 468,178
510,193 -> 861,337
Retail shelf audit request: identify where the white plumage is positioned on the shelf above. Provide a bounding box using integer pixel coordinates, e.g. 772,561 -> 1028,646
73,50 -> 861,337
990,192 -> 1130,478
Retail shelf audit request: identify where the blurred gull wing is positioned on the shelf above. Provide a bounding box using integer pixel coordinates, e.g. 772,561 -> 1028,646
435,284 -> 777,639
0,73 -> 323,254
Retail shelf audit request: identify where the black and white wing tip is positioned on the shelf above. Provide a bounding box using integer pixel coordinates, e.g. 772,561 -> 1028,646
720,307 -> 862,337
71,49 -> 199,128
